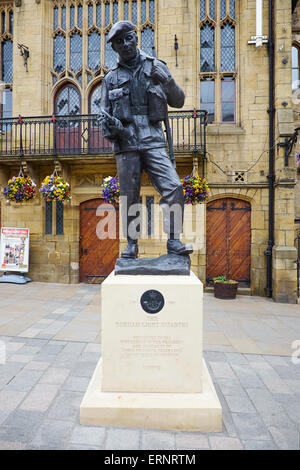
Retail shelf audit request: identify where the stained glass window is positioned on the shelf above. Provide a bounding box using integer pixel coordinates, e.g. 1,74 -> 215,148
53,32 -> 66,73
141,26 -> 154,56
2,39 -> 13,83
88,31 -> 101,72
61,5 -> 66,29
70,32 -> 82,72
146,196 -> 154,236
221,22 -> 235,71
200,24 -> 215,72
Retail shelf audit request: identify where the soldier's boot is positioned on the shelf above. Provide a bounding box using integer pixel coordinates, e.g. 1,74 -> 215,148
121,239 -> 138,259
167,238 -> 193,256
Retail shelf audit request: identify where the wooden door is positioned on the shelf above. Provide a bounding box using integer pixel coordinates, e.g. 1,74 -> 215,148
79,198 -> 119,283
206,198 -> 251,286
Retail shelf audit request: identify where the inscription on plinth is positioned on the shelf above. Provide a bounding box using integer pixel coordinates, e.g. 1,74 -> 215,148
101,272 -> 203,393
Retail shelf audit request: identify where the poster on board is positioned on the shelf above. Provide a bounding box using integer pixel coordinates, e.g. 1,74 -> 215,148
0,227 -> 30,273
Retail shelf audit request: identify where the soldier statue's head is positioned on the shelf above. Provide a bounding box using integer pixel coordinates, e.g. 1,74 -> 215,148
107,21 -> 138,61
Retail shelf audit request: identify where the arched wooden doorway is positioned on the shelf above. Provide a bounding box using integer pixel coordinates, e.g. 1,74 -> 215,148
79,198 -> 119,283
206,198 -> 251,287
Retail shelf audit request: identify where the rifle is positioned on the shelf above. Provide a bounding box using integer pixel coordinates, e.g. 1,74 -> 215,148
151,46 -> 176,169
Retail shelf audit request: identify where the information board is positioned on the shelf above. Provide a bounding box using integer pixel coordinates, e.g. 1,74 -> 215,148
0,227 -> 30,273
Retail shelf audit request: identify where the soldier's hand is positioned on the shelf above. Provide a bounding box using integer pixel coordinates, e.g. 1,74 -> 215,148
151,64 -> 170,86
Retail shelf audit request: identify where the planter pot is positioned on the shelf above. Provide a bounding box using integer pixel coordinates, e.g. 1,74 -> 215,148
214,281 -> 239,300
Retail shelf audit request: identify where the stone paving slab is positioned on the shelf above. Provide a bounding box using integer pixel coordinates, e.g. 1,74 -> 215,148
0,282 -> 299,450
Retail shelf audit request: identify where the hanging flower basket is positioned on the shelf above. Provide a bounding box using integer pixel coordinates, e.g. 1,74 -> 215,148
181,175 -> 210,204
39,174 -> 71,201
3,176 -> 36,202
101,176 -> 120,204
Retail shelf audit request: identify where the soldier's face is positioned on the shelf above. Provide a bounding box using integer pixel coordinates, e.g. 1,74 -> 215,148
112,32 -> 137,61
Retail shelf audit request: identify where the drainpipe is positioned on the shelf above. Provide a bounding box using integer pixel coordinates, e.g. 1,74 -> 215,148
265,0 -> 275,297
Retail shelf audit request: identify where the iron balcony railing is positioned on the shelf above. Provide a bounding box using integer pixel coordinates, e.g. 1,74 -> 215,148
0,109 -> 207,159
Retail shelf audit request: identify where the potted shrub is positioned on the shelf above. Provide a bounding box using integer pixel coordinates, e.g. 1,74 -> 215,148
213,276 -> 239,300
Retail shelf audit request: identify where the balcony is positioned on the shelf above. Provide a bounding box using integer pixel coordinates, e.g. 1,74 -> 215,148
0,109 -> 207,161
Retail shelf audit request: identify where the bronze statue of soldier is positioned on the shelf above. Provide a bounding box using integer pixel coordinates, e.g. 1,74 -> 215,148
99,21 -> 193,259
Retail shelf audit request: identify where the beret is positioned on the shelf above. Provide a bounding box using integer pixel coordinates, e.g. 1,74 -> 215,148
107,21 -> 136,43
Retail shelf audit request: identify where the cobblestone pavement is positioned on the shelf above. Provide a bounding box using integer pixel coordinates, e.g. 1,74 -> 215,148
0,282 -> 299,450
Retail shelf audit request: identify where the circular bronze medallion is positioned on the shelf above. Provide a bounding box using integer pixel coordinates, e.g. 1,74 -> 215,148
140,289 -> 164,314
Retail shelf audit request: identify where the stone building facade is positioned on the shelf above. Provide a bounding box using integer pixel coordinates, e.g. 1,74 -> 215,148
0,0 -> 298,303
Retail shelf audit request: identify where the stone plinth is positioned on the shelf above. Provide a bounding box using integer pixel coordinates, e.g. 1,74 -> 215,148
80,271 -> 222,431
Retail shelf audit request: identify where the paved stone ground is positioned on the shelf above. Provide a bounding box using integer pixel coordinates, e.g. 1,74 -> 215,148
0,282 -> 299,450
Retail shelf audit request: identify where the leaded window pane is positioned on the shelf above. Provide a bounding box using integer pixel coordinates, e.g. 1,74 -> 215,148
149,0 -> 155,23
200,24 -> 214,72
141,26 -> 154,56
221,0 -> 226,18
9,11 -> 13,34
78,4 -> 83,28
230,0 -> 235,18
146,196 -> 154,236
55,85 -> 81,116
70,5 -> 75,29
2,88 -> 12,119
45,201 -> 53,235
105,2 -> 110,26
200,0 -> 205,20
56,201 -> 64,235
1,12 -> 5,34
2,40 -> 13,83
221,22 -> 235,71
70,32 -> 82,72
53,7 -> 58,30
90,85 -> 101,114
209,0 -> 215,19
105,36 -> 117,68
132,0 -> 137,24
96,3 -> 101,26
221,78 -> 235,122
141,0 -> 146,23
200,79 -> 214,123
61,5 -> 66,29
124,1 -> 129,20
53,33 -> 66,73
113,1 -> 118,23
88,4 -> 93,28
88,31 -> 101,71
